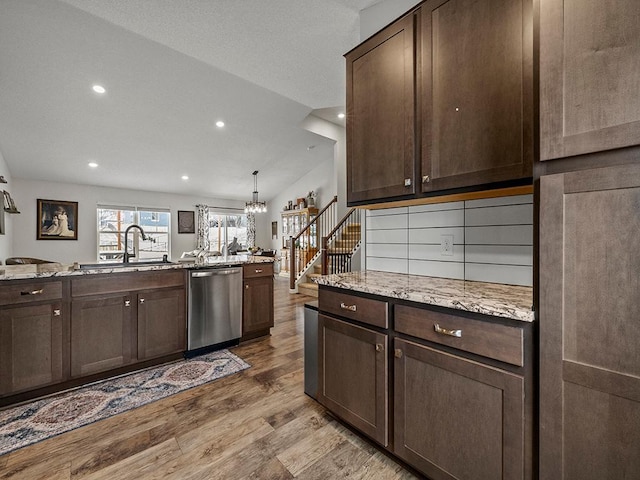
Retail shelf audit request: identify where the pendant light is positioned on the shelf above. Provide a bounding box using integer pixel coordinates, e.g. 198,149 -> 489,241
244,170 -> 267,213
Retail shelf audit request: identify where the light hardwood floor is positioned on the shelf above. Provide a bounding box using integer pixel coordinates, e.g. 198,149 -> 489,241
0,277 -> 418,479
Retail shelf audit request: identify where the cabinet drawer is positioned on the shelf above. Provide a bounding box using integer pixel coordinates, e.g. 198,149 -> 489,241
242,263 -> 273,278
319,289 -> 388,329
0,281 -> 63,306
395,304 -> 524,367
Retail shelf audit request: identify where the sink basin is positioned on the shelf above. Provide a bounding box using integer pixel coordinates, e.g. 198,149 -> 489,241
79,261 -> 176,269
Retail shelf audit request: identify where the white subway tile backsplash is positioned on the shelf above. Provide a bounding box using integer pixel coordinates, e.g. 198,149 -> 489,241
409,227 -> 464,245
408,260 -> 465,279
409,209 -> 464,228
465,194 -> 533,208
465,263 -> 533,287
364,194 -> 534,286
367,243 -> 408,259
367,229 -> 408,244
464,204 -> 533,226
465,225 -> 533,245
465,245 -> 533,266
409,244 -> 464,262
409,201 -> 464,213
367,257 -> 408,274
367,214 -> 408,230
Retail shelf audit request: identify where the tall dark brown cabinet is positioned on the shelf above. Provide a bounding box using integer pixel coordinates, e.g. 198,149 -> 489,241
538,0 -> 640,478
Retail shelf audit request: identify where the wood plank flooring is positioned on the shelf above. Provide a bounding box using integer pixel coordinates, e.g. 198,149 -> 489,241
0,277 -> 419,479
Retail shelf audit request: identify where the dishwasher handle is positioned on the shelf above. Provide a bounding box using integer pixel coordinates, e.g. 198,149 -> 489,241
191,268 -> 241,278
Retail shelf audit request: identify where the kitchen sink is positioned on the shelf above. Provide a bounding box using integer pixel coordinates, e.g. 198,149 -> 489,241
79,260 -> 176,269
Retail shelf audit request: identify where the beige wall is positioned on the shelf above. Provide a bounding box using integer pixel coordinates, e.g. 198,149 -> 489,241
0,150 -> 13,262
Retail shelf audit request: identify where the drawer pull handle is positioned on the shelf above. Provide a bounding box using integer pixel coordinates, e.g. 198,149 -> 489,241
434,323 -> 462,338
124,300 -> 131,307
340,302 -> 357,312
395,349 -> 403,358
21,289 -> 44,296
139,298 -> 145,304
404,178 -> 412,187
53,309 -> 61,316
255,269 -> 263,273
375,343 -> 384,352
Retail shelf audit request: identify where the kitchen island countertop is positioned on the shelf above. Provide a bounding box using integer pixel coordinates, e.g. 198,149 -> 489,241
315,270 -> 534,322
0,255 -> 274,281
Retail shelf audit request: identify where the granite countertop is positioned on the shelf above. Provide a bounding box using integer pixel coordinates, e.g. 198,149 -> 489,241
0,255 -> 274,281
315,270 -> 535,322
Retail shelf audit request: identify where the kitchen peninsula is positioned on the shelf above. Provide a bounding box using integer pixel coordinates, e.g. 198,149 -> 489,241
0,256 -> 274,407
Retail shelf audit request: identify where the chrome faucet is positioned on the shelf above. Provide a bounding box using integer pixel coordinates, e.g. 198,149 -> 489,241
123,224 -> 147,263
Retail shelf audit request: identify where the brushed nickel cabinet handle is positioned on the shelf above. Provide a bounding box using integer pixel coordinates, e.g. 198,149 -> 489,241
434,323 -> 462,338
139,298 -> 145,304
124,300 -> 131,307
245,284 -> 249,289
21,289 -> 43,295
53,309 -> 61,316
375,343 -> 384,352
422,175 -> 430,183
340,302 -> 357,312
404,178 -> 412,186
395,349 -> 403,358
255,269 -> 263,273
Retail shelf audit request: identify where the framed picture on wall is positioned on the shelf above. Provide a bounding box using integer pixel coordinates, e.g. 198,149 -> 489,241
178,210 -> 195,234
271,221 -> 277,240
37,199 -> 78,240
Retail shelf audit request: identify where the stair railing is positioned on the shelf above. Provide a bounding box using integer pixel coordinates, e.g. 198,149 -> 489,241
289,196 -> 338,290
321,207 -> 363,276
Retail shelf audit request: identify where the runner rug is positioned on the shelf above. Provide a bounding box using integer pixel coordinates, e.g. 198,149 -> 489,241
0,349 -> 250,456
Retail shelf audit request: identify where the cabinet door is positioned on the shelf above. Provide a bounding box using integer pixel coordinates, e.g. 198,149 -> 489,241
71,295 -> 133,377
346,14 -> 415,204
539,164 -> 640,479
420,0 -> 532,192
242,275 -> 274,339
317,314 -> 388,446
137,287 -> 186,361
0,303 -> 64,395
540,0 -> 640,160
394,338 -> 525,480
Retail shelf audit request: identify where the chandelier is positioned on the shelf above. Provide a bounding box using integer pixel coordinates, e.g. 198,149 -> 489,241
244,170 -> 267,213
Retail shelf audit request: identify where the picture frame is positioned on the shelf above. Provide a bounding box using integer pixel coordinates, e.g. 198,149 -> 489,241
271,221 -> 278,240
37,199 -> 78,240
178,210 -> 195,234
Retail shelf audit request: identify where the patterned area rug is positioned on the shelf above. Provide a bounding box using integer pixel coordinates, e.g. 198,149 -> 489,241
0,349 -> 250,457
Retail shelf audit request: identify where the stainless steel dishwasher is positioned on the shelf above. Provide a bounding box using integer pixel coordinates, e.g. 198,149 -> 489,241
186,267 -> 242,357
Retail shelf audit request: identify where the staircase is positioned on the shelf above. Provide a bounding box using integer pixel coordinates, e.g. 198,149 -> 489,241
294,211 -> 362,298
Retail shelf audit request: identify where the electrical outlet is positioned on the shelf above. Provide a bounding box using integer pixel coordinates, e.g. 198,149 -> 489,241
440,234 -> 454,256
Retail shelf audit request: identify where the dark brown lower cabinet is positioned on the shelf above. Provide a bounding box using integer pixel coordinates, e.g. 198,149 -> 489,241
71,294 -> 133,377
0,303 -> 65,395
242,263 -> 274,341
539,164 -> 640,479
137,287 -> 186,361
317,314 -> 388,446
394,338 -> 525,480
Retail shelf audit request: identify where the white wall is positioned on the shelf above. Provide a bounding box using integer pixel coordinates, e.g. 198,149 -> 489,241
0,150 -> 13,261
256,157 -> 335,252
359,0 -> 422,40
11,178 -> 243,264
366,195 -> 534,286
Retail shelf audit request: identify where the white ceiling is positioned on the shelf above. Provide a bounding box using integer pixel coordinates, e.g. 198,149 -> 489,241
0,0 -> 380,201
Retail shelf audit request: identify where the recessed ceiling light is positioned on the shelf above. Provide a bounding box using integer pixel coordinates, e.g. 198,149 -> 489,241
307,145 -> 316,151
181,175 -> 189,180
92,85 -> 106,94
337,112 -> 345,119
215,121 -> 225,128
88,162 -> 98,168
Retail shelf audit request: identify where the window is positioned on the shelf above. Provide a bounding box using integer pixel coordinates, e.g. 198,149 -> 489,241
97,205 -> 170,262
207,212 -> 248,253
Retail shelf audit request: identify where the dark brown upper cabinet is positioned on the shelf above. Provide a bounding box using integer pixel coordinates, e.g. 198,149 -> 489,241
345,0 -> 533,206
345,14 -> 416,205
539,0 -> 640,161
420,0 -> 533,192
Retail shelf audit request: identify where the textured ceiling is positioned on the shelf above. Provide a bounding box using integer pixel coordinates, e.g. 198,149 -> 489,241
0,0 -> 379,201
